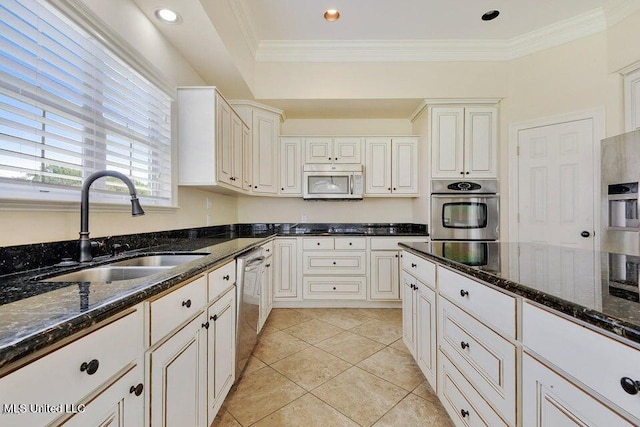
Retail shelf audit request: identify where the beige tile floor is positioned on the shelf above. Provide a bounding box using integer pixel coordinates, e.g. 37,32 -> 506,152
213,308 -> 454,427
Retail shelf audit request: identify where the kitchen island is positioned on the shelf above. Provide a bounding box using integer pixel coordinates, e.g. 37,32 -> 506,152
399,241 -> 640,427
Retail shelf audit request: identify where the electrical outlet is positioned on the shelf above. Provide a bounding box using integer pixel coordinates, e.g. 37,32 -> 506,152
206,197 -> 212,209
206,214 -> 211,226
301,214 -> 307,223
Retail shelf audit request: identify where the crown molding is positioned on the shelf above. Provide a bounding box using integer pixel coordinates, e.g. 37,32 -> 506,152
605,0 -> 640,27
409,98 -> 502,122
228,99 -> 286,121
228,0 -> 258,58
255,7 -> 607,63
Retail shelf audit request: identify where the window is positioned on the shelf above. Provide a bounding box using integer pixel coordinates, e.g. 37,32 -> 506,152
0,0 -> 173,206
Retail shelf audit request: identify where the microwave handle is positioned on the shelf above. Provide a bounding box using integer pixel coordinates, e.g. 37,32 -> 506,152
350,174 -> 354,194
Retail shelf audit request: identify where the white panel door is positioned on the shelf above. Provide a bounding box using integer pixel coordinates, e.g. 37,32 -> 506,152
517,119 -> 595,249
274,238 -> 298,299
252,111 -> 279,193
391,137 -> 418,194
624,69 -> 640,132
216,96 -> 232,186
431,107 -> 464,178
401,271 -> 417,357
416,281 -> 437,391
334,137 -> 362,163
305,138 -> 333,163
230,112 -> 243,188
280,137 -> 302,195
465,107 -> 497,177
365,137 -> 392,194
370,251 -> 400,300
242,124 -> 252,191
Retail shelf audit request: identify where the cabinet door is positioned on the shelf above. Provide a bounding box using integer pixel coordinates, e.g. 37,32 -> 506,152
242,124 -> 252,191
431,107 -> 464,178
401,271 -> 417,357
305,137 -> 333,163
207,289 -> 236,424
416,282 -> 437,391
391,137 -> 418,194
259,260 -> 274,331
522,354 -> 635,427
365,137 -> 392,194
370,251 -> 400,300
464,107 -> 497,178
216,95 -> 233,186
230,112 -> 243,188
274,238 -> 298,299
252,110 -> 279,193
625,69 -> 640,132
334,137 -> 362,163
149,314 -> 208,427
59,365 -> 144,427
280,137 -> 303,195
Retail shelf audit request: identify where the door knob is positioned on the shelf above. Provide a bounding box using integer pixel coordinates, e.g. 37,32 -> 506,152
580,231 -> 591,238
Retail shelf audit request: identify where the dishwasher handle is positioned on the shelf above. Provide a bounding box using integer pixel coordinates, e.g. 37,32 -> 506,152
245,256 -> 266,271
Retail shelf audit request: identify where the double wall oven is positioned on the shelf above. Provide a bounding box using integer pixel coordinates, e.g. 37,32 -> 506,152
430,179 -> 500,273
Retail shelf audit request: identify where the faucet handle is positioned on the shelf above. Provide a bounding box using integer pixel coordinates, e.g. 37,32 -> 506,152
111,243 -> 131,256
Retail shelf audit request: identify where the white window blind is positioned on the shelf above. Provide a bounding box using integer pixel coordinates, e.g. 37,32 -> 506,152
0,0 -> 173,206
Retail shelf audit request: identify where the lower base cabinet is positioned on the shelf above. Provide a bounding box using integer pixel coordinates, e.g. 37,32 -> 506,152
61,364 -> 144,426
207,288 -> 236,423
148,313 -> 208,427
522,354 -> 634,427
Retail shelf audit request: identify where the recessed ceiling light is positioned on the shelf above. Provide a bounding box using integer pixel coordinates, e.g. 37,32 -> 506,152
155,8 -> 182,24
324,9 -> 340,22
481,10 -> 500,21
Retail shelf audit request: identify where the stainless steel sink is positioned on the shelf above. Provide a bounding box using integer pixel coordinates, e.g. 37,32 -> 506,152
40,266 -> 171,283
109,253 -> 207,267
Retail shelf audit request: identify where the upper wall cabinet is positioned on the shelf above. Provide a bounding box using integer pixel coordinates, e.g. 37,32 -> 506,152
280,137 -> 303,195
431,106 -> 498,179
231,101 -> 284,195
365,137 -> 418,196
305,137 -> 362,164
178,87 -> 248,192
624,68 -> 640,132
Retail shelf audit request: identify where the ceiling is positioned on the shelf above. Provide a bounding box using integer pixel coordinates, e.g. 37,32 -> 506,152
131,0 -> 628,119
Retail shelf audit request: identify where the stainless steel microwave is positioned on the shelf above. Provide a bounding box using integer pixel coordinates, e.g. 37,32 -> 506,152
302,164 -> 363,200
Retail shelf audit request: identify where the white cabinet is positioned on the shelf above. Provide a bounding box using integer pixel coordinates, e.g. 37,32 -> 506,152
259,244 -> 274,331
252,109 -> 280,194
370,251 -> 400,300
0,308 -> 143,427
242,124 -> 252,191
280,137 -> 303,195
61,365 -> 144,426
431,106 -> 497,178
274,238 -> 299,300
305,137 -> 362,164
178,87 -> 247,192
207,288 -> 236,423
365,137 -> 418,196
523,354 -> 634,427
625,68 -> 640,132
365,137 -> 418,195
401,271 -> 418,357
148,312 -> 208,427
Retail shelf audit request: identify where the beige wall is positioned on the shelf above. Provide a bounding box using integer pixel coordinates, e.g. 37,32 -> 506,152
0,0 -> 238,246
281,119 -> 414,136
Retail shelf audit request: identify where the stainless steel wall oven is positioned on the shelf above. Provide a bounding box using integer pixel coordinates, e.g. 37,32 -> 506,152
431,179 -> 499,241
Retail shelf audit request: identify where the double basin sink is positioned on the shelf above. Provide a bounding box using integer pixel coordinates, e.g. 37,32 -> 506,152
40,254 -> 208,283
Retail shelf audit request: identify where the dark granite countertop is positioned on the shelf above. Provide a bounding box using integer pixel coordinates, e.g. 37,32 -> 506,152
400,241 -> 640,345
0,222 -> 427,371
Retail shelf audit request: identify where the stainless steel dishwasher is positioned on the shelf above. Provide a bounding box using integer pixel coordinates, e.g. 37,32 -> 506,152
235,248 -> 265,379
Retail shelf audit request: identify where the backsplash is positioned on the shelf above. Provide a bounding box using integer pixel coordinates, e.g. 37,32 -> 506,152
0,223 -> 427,276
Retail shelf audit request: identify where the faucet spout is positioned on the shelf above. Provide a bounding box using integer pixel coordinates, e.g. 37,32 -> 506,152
79,170 -> 145,262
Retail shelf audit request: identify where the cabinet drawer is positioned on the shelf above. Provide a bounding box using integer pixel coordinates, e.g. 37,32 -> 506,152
0,309 -> 142,427
439,267 -> 516,339
150,275 -> 207,345
439,298 -> 516,425
401,251 -> 436,288
438,352 -> 508,427
371,237 -> 427,250
208,260 -> 235,302
523,302 -> 640,420
303,277 -> 366,300
334,237 -> 367,250
303,251 -> 366,275
302,238 -> 334,250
